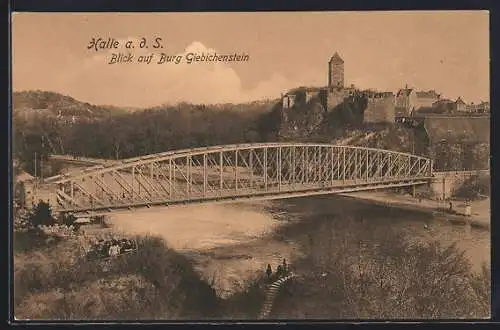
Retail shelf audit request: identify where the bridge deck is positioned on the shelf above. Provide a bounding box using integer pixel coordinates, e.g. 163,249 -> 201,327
59,177 -> 431,215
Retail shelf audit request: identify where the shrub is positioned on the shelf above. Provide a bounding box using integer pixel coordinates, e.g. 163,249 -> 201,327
453,175 -> 490,200
13,229 -> 63,255
269,220 -> 490,319
13,237 -> 88,305
28,201 -> 55,228
468,263 -> 491,318
14,208 -> 31,232
113,235 -> 221,318
221,277 -> 267,319
15,275 -> 164,320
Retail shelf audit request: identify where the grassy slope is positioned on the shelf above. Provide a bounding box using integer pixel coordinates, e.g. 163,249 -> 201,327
14,232 -> 221,320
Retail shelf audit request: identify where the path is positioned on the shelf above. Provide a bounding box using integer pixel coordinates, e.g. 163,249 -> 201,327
258,273 -> 296,319
341,191 -> 490,229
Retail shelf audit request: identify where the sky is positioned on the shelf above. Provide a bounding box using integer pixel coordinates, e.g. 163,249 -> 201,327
12,11 -> 490,107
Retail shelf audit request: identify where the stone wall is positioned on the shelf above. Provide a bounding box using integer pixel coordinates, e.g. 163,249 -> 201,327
326,88 -> 348,111
282,94 -> 296,109
364,95 -> 395,123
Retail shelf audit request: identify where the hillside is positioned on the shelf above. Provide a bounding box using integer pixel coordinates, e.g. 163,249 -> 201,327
12,90 -> 129,119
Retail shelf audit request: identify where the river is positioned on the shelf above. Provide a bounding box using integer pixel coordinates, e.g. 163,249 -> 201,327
107,194 -> 490,298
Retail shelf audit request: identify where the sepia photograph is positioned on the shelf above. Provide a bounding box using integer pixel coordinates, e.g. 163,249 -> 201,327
11,11 -> 490,321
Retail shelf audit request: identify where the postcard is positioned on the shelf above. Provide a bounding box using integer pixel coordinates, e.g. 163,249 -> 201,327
11,11 -> 490,321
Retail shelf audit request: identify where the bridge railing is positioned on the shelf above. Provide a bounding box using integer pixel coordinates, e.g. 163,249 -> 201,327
43,143 -> 433,213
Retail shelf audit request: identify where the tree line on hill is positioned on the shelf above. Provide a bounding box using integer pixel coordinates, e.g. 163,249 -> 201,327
12,101 -> 282,177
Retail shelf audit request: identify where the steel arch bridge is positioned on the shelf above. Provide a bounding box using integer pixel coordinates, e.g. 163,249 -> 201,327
43,143 -> 433,215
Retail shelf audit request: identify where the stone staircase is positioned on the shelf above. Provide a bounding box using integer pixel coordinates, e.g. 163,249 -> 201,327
257,273 -> 296,319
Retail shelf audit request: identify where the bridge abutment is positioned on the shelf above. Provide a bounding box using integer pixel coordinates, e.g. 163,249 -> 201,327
18,180 -> 58,209
429,170 -> 490,200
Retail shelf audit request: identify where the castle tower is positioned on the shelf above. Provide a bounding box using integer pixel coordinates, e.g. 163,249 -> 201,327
328,52 -> 344,89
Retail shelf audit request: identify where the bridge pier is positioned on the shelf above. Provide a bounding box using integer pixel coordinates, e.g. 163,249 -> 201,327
441,177 -> 446,201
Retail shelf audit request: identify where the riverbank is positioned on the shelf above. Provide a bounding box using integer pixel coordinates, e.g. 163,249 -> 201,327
340,191 -> 490,230
14,194 -> 490,320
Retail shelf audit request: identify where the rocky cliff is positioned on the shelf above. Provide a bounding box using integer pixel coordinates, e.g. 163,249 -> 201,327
278,91 -> 369,141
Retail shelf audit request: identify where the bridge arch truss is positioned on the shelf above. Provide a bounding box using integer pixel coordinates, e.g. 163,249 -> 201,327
44,143 -> 433,214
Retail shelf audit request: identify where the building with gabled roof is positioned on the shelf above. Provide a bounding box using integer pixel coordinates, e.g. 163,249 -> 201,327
15,171 -> 35,183
395,85 -> 418,116
455,97 -> 468,112
395,86 -> 443,115
415,90 -> 441,108
468,101 -> 490,113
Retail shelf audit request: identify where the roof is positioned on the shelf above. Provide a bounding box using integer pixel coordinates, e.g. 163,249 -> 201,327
303,87 -> 324,92
286,86 -> 325,94
15,171 -> 35,183
433,99 -> 454,106
455,97 -> 466,105
365,90 -> 394,98
396,88 -> 413,97
329,52 -> 344,64
416,90 -> 440,99
423,117 -> 490,144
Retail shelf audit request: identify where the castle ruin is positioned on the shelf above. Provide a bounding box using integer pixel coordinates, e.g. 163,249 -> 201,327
281,52 -> 396,124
